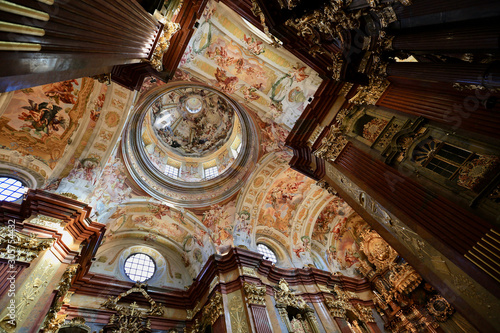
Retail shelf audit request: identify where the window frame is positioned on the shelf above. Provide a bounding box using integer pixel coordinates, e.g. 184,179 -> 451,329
257,243 -> 278,264
123,253 -> 157,283
420,142 -> 475,180
164,164 -> 180,178
0,176 -> 27,202
204,165 -> 219,180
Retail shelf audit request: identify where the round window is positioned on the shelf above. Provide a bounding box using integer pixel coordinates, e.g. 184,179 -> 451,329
0,177 -> 27,202
124,253 -> 156,282
257,243 -> 277,264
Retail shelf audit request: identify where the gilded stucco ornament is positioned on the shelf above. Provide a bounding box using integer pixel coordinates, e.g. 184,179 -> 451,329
0,227 -> 53,263
313,126 -> 348,162
274,279 -> 308,310
360,229 -> 398,272
202,292 -> 224,326
316,180 -> 337,195
325,285 -> 375,323
244,282 -> 267,305
426,295 -> 454,322
249,0 -> 282,47
389,262 -> 422,295
40,264 -> 80,333
186,292 -> 224,332
452,82 -> 500,93
274,279 -> 320,333
100,283 -> 164,332
57,317 -> 91,332
150,21 -> 181,72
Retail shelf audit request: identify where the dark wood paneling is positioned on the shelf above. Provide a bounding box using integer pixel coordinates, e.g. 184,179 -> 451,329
0,0 -> 161,92
249,304 -> 273,333
0,260 -> 29,298
378,82 -> 500,140
334,143 -> 500,290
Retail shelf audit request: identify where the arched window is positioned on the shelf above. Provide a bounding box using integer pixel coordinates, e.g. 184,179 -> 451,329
124,253 -> 156,282
0,177 -> 27,202
257,243 -> 277,264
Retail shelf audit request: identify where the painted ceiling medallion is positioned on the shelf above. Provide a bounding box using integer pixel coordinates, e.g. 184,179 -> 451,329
152,87 -> 235,157
122,83 -> 258,208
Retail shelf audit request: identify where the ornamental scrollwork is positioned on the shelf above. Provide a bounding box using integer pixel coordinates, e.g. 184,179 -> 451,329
426,295 -> 454,322
202,292 -> 224,326
185,292 -> 224,333
388,262 -> 422,295
325,285 -> 375,323
316,180 -> 337,195
100,283 -> 164,332
58,317 -> 91,332
0,227 -> 54,263
243,282 -> 266,306
40,264 -> 80,333
249,0 -> 282,48
360,229 -> 398,272
313,126 -> 348,162
274,279 -> 308,310
150,21 -> 181,72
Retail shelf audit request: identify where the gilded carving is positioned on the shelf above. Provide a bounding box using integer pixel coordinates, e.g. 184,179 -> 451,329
186,301 -> 201,321
349,78 -> 389,105
274,279 -> 321,333
0,258 -> 55,332
58,317 -> 91,332
249,0 -> 282,47
101,283 -> 164,332
452,82 -> 500,93
274,279 -> 308,310
374,122 -> 401,150
316,180 -> 337,195
28,214 -> 66,229
40,264 -> 80,333
0,227 -> 53,263
313,126 -> 348,162
151,21 -> 181,72
457,154 -> 500,191
325,285 -> 375,323
243,282 -> 266,306
388,263 -> 422,295
229,293 -> 249,333
360,229 -> 397,271
241,266 -> 258,277
426,295 -> 454,322
202,292 -> 224,326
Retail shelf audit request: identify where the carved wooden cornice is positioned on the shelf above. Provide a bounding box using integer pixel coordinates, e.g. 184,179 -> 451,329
69,247 -> 371,312
0,189 -> 105,271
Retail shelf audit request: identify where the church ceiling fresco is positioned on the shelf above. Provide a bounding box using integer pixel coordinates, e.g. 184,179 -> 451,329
0,78 -> 94,179
0,76 -> 373,285
0,78 -> 133,190
178,0 -> 322,130
151,86 -> 236,157
257,168 -> 317,238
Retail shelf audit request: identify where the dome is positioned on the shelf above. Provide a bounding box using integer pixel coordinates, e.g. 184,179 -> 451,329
151,86 -> 235,158
122,82 -> 259,207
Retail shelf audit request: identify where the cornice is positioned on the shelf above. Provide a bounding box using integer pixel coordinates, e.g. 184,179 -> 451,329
0,190 -> 105,263
69,247 -> 372,310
